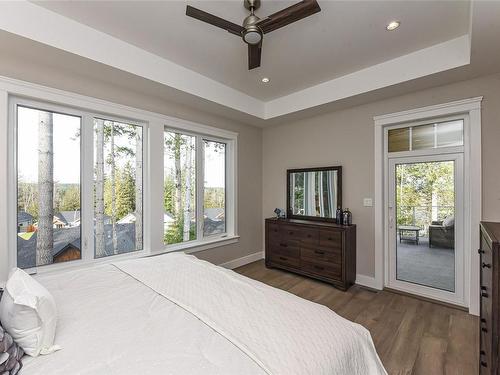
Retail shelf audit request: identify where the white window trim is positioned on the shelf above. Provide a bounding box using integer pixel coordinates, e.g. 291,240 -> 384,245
373,97 -> 482,315
0,75 -> 238,280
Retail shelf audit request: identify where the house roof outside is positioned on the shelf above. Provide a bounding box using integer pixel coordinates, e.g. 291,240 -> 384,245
17,211 -> 34,223
54,211 -> 81,226
17,223 -> 137,269
204,208 -> 225,221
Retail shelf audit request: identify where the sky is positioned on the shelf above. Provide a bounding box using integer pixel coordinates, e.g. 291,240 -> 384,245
18,106 -> 81,184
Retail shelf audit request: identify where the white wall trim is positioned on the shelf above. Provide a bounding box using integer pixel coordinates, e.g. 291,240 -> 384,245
0,1 -> 473,120
373,96 -> 482,315
219,251 -> 264,270
355,274 -> 378,289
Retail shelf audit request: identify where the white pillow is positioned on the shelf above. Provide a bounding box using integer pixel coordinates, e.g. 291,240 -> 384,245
0,268 -> 60,357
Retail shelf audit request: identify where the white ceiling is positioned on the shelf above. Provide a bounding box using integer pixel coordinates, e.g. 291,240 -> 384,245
0,0 -> 499,125
34,0 -> 470,101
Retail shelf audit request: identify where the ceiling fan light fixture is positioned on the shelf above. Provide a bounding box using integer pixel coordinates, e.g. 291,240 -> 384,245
243,26 -> 262,45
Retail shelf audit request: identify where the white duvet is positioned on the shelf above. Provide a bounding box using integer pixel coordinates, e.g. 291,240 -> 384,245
22,252 -> 386,375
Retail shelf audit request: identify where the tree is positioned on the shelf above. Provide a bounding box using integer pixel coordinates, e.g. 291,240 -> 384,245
95,119 -> 106,257
59,186 -> 80,211
37,111 -> 54,266
109,122 -> 118,254
183,137 -> 193,241
135,127 -> 143,250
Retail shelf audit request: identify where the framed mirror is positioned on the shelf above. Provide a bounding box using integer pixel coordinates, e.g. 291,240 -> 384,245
287,166 -> 342,222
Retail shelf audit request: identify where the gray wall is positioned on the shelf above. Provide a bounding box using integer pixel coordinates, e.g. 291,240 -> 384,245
263,72 -> 500,278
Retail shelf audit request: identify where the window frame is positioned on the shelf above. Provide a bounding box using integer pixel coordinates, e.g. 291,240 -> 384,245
3,76 -> 238,276
163,127 -> 237,251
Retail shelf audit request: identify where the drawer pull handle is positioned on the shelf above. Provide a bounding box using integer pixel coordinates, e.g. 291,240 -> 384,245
314,265 -> 324,271
481,318 -> 487,323
481,350 -> 486,356
289,231 -> 294,235
478,249 -> 485,254
315,250 -> 325,255
482,262 -> 491,269
482,327 -> 488,333
482,292 -> 489,298
328,237 -> 333,241
307,234 -> 312,238
280,243 -> 288,248
279,256 -> 287,261
481,285 -> 487,291
481,361 -> 488,367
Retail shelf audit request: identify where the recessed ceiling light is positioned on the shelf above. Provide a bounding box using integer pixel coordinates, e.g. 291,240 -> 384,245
386,21 -> 400,31
261,77 -> 270,83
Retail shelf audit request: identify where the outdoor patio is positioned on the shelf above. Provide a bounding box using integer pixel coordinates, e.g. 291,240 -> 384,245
396,235 -> 455,292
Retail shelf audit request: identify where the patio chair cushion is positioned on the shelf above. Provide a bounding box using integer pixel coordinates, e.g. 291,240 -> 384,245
443,217 -> 455,228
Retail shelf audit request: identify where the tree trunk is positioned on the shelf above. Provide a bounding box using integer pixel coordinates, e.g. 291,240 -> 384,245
183,138 -> 192,241
135,127 -> 143,250
95,119 -> 106,257
174,134 -> 182,220
37,111 -> 54,266
110,123 -> 118,254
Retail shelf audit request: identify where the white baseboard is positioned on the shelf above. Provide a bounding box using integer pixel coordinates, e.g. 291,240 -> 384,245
219,251 -> 264,270
356,274 -> 380,290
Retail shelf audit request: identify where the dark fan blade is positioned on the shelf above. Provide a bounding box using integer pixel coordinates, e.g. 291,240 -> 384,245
186,5 -> 244,36
256,0 -> 321,34
248,43 -> 262,70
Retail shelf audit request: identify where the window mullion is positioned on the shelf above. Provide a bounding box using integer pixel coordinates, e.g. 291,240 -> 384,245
196,135 -> 204,240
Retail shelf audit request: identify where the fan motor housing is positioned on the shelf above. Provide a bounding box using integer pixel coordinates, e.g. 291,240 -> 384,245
244,0 -> 261,11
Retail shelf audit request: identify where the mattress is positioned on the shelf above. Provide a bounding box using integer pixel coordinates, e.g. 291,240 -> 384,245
21,252 -> 387,375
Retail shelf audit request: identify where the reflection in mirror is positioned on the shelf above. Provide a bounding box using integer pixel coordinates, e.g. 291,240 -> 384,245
289,170 -> 339,219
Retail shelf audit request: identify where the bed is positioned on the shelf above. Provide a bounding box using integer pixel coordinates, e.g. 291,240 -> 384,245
21,252 -> 387,375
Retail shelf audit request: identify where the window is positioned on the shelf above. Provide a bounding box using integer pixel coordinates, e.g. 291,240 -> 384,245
93,118 -> 143,258
14,99 -> 145,270
17,105 -> 82,268
164,131 -> 197,245
9,81 -> 236,272
203,140 -> 226,236
164,129 -> 230,246
388,119 -> 463,153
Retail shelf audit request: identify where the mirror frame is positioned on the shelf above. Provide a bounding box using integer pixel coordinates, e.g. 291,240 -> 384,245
286,166 -> 342,223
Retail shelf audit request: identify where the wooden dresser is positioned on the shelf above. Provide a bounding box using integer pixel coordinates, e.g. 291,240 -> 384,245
479,221 -> 500,374
265,218 -> 356,291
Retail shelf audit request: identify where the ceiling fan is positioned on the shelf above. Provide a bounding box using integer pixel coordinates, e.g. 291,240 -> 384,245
186,0 -> 321,70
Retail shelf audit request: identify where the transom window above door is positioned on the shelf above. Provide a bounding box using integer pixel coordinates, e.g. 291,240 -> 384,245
388,119 -> 463,153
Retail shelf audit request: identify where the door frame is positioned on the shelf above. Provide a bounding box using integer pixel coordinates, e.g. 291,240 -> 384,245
387,153 -> 464,306
373,97 -> 482,315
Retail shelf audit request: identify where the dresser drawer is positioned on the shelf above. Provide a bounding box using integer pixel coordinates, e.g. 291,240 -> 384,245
301,259 -> 342,280
301,246 -> 342,265
269,253 -> 300,268
280,225 -> 319,244
319,230 -> 342,249
268,242 -> 300,259
480,322 -> 492,373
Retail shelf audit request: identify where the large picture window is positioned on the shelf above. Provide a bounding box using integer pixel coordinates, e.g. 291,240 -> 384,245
17,105 -> 82,268
164,129 -> 228,246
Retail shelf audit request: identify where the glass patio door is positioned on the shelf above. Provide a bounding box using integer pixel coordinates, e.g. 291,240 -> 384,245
387,153 -> 464,305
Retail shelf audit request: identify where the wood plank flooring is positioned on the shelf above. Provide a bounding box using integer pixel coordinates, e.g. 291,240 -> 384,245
235,260 -> 479,375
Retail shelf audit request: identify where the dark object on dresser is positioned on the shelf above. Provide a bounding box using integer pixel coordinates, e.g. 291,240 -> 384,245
479,221 -> 500,374
265,218 -> 356,291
